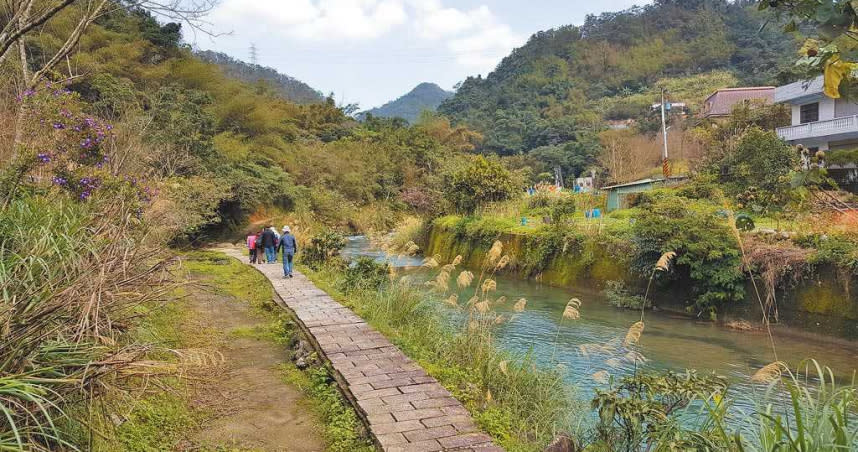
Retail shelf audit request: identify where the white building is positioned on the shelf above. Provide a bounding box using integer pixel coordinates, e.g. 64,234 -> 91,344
775,76 -> 858,192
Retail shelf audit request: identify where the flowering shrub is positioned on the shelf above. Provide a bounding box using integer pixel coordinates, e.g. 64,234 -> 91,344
14,82 -> 154,208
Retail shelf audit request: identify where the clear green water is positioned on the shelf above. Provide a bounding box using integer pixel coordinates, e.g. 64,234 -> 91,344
343,236 -> 858,407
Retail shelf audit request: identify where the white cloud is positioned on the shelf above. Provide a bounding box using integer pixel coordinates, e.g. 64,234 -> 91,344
207,0 -> 523,73
409,3 -> 524,70
210,0 -> 407,40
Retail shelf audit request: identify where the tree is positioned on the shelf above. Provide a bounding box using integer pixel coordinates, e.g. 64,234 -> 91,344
447,156 -> 517,213
707,127 -> 798,213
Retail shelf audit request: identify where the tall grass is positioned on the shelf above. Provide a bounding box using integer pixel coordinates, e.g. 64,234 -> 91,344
306,245 -> 582,451
0,195 -> 174,450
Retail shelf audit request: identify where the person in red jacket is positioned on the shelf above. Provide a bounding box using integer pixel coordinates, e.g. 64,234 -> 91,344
246,231 -> 259,263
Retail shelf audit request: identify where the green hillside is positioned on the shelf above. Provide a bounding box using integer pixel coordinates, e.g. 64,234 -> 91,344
439,0 -> 802,158
196,50 -> 324,104
360,82 -> 453,123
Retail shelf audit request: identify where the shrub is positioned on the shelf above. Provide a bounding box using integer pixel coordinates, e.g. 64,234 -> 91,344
302,229 -> 347,270
341,257 -> 390,292
446,156 -> 517,213
631,192 -> 744,316
603,280 -> 649,309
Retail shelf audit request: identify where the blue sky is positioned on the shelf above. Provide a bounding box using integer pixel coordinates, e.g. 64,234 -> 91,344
192,0 -> 649,109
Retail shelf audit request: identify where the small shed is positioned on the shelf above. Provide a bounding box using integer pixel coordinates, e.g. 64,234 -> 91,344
602,178 -> 663,211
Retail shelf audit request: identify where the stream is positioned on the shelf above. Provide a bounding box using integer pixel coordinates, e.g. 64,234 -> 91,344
342,236 -> 858,414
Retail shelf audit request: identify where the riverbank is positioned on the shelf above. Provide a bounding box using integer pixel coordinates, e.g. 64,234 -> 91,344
424,212 -> 858,337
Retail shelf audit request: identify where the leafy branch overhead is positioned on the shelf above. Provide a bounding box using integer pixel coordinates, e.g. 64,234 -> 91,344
761,0 -> 858,97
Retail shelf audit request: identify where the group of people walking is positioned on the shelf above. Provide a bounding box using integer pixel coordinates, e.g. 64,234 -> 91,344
246,225 -> 298,278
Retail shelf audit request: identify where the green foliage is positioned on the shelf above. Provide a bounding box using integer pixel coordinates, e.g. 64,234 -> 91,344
341,257 -> 390,292
550,194 -> 577,223
631,192 -> 744,314
302,229 -> 347,270
111,391 -> 196,452
603,280 -> 650,309
591,371 -> 728,451
798,234 -> 858,276
704,127 -> 799,213
447,156 -> 517,213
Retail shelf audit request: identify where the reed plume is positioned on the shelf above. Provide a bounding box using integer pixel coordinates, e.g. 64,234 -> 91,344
499,360 -> 509,376
562,298 -> 581,320
481,278 -> 497,294
487,240 -> 503,265
457,270 -> 474,288
474,301 -> 490,313
444,294 -> 459,307
655,251 -> 677,272
422,257 -> 439,268
452,255 -> 463,266
513,297 -> 527,312
495,255 -> 510,270
623,321 -> 645,346
751,361 -> 787,383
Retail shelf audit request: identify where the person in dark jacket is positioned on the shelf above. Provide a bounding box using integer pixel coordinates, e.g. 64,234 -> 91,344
278,225 -> 298,278
261,226 -> 278,263
254,229 -> 264,264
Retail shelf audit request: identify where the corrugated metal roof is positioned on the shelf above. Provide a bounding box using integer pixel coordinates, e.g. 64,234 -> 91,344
774,76 -> 824,104
600,178 -> 661,190
702,87 -> 774,117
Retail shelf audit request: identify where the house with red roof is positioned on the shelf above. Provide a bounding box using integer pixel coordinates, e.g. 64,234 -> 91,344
701,86 -> 775,119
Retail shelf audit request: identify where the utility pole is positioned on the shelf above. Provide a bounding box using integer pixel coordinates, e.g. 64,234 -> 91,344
249,43 -> 258,65
660,88 -> 671,179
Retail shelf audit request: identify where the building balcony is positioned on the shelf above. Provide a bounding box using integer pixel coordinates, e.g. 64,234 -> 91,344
777,115 -> 858,143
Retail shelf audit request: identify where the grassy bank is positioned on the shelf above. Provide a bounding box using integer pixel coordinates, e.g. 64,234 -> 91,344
94,251 -> 373,451
301,259 -> 583,451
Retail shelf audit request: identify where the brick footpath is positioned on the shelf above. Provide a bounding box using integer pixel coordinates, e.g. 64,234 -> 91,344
221,248 -> 502,452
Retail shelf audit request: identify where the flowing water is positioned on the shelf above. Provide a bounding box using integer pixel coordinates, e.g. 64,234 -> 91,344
343,236 -> 858,411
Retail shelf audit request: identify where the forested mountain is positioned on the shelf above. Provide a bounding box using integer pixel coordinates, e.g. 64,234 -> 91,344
196,50 -> 324,104
360,83 -> 453,123
439,0 -> 801,160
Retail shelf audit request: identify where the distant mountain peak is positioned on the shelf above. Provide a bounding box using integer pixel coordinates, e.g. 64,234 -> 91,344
360,82 -> 453,123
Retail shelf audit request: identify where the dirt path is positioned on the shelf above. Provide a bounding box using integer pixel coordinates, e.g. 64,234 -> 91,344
181,290 -> 325,451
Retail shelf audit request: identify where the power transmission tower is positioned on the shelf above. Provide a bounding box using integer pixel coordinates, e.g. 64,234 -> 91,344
249,43 -> 258,65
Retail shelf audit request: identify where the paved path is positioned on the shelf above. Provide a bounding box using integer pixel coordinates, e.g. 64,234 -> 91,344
222,249 -> 501,452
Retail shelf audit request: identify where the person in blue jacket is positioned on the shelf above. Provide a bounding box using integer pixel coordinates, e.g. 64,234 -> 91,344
278,225 -> 298,278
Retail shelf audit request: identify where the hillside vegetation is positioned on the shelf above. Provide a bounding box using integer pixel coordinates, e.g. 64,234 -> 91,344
196,50 -> 324,104
439,0 -> 801,180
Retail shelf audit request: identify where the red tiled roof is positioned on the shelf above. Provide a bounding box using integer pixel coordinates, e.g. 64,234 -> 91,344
702,87 -> 775,117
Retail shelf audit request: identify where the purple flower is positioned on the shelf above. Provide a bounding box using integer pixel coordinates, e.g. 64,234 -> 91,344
37,153 -> 51,164
23,89 -> 36,97
52,176 -> 67,186
79,191 -> 91,200
80,138 -> 93,149
53,122 -> 65,130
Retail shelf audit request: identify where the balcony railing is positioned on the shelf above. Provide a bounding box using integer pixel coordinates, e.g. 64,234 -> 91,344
777,115 -> 858,141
